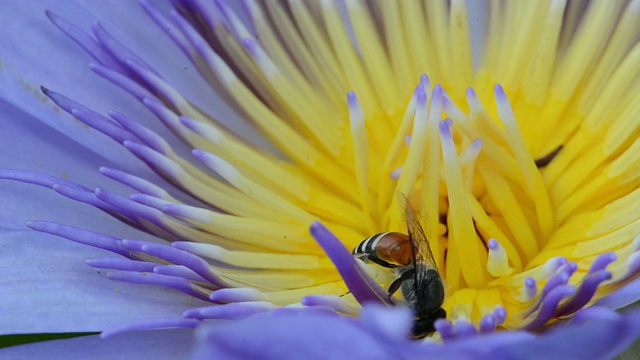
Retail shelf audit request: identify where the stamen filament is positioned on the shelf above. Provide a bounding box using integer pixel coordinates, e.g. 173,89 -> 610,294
440,120 -> 488,287
348,91 -> 377,233
495,85 -> 554,239
377,81 -> 420,213
420,84 -> 444,268
390,88 -> 428,230
487,239 -> 515,277
193,150 -> 316,224
172,242 -> 333,270
345,0 -> 402,114
321,0 -> 380,116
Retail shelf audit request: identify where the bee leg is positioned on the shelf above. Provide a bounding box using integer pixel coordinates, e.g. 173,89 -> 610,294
387,268 -> 415,300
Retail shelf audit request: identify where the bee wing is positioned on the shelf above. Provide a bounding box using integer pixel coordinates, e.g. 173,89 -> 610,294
403,196 -> 442,309
404,198 -> 438,271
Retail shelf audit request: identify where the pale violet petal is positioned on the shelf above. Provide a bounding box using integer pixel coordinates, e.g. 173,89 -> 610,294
0,229 -> 208,334
0,329 -> 193,359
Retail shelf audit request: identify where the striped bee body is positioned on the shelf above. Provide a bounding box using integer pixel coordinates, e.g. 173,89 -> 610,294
352,203 -> 446,338
352,232 -> 413,269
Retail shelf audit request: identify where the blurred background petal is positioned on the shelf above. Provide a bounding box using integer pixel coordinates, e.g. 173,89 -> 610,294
0,329 -> 193,359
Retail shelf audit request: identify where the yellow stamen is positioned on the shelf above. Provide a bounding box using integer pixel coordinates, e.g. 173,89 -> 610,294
440,120 -> 488,287
72,0 -> 640,334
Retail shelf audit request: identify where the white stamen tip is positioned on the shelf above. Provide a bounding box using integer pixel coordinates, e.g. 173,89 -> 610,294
494,84 -> 507,101
521,277 -> 537,301
542,257 -> 567,278
632,234 -> 640,252
417,89 -> 427,105
487,238 -> 514,276
390,167 -> 403,179
420,74 -> 430,89
466,87 -> 477,100
348,92 -> 364,128
347,91 -> 358,107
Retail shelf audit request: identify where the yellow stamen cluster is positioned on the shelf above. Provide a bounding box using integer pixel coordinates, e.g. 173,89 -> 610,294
128,0 -> 640,329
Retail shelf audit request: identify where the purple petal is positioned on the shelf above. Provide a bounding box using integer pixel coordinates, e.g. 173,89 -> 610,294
0,228 -> 208,334
309,222 -> 389,305
0,0 -> 249,164
45,9 -> 126,73
192,310 -> 396,360
0,1 -> 138,166
359,305 -> 414,343
0,106 -> 136,229
188,304 -> 640,360
595,275 -> 640,309
100,318 -> 200,339
485,307 -> 640,360
451,320 -> 479,339
193,305 -> 488,360
0,329 -> 194,359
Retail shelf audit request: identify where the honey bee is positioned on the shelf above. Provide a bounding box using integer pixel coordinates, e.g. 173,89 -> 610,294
353,202 -> 446,338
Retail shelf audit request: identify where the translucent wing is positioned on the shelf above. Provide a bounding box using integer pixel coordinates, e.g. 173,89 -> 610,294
403,197 -> 439,307
404,198 -> 438,270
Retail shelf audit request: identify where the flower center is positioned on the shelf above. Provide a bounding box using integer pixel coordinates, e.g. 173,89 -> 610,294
338,75 -> 640,328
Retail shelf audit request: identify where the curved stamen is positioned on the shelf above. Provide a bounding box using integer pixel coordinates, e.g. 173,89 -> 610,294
209,288 -> 262,303
153,265 -> 209,283
524,285 -> 575,330
26,221 -> 129,257
487,239 -> 514,276
85,258 -> 157,272
183,301 -> 278,320
107,271 -> 212,301
302,295 -> 361,316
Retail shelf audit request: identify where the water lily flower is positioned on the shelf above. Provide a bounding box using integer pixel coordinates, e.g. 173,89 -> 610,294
2,0 -> 640,358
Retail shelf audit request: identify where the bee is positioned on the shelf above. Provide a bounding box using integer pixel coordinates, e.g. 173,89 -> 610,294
353,202 -> 446,338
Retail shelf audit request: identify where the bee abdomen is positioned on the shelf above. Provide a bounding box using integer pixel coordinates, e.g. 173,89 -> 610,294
353,232 -> 392,256
353,232 -> 412,267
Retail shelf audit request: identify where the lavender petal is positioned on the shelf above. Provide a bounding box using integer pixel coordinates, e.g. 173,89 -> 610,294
309,221 -> 389,305
0,329 -> 194,359
0,228 -> 202,334
192,309 -> 395,360
100,318 -> 200,338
